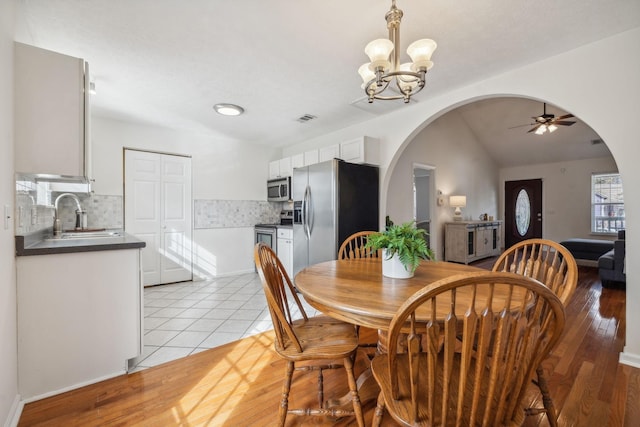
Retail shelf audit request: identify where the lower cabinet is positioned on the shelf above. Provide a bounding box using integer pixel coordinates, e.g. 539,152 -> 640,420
277,227 -> 293,278
445,221 -> 502,264
17,249 -> 142,400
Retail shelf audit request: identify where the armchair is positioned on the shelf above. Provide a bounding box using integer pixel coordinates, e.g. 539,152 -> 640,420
598,230 -> 625,287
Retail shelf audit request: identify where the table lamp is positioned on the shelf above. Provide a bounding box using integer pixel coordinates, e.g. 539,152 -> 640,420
450,195 -> 466,221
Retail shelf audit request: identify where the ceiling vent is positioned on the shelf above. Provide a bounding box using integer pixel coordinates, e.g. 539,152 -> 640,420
296,114 -> 317,123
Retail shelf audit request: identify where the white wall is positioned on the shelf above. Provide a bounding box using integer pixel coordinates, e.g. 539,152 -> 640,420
91,116 -> 280,276
386,110 -> 499,259
1,1 -> 19,425
91,116 -> 279,200
501,157 -> 618,243
284,29 -> 640,366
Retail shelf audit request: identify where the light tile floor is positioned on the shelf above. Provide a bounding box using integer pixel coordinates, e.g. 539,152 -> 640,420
131,273 -> 319,371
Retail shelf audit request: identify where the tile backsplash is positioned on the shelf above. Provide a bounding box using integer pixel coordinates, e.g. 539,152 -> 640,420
16,174 -> 282,235
194,199 -> 281,229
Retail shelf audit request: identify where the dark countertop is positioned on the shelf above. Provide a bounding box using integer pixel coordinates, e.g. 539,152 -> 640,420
16,229 -> 146,256
255,223 -> 292,229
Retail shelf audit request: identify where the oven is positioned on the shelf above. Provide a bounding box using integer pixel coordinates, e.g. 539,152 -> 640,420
255,224 -> 277,253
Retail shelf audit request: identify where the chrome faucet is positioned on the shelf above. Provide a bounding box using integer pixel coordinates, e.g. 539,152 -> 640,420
53,193 -> 84,235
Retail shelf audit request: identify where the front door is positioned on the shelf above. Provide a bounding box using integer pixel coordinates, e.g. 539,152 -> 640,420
504,179 -> 542,248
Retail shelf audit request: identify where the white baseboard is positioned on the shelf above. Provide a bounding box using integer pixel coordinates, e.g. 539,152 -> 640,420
4,395 -> 23,427
619,350 -> 640,369
20,370 -> 126,404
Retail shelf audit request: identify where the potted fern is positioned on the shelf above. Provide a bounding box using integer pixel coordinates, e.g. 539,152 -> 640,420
365,220 -> 434,278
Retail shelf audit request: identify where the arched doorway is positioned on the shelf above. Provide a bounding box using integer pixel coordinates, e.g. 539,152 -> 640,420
385,96 -> 616,257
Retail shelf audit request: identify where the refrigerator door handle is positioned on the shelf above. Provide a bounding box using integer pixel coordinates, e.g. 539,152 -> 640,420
306,186 -> 313,238
303,186 -> 311,240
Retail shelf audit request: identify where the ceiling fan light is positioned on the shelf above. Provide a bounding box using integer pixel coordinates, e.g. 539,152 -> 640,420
535,125 -> 547,135
407,39 -> 437,70
548,124 -> 558,133
365,39 -> 394,70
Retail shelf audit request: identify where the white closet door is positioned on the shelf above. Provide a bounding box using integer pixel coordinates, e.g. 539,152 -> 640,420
160,155 -> 192,283
125,150 -> 192,285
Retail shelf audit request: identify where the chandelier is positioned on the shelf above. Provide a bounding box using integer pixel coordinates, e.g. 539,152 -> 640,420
358,0 -> 437,103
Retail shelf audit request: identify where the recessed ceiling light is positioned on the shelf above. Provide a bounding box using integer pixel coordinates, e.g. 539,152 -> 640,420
213,103 -> 244,116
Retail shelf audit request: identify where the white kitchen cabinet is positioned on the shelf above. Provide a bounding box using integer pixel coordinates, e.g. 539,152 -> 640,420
319,144 -> 340,163
268,156 -> 293,178
279,157 -> 292,177
291,153 -> 304,170
277,227 -> 293,278
304,149 -> 319,166
268,160 -> 280,179
14,42 -> 91,177
17,249 -> 142,400
445,221 -> 502,264
340,136 -> 380,165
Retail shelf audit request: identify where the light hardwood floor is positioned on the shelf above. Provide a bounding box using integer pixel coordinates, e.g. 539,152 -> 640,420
18,264 -> 639,426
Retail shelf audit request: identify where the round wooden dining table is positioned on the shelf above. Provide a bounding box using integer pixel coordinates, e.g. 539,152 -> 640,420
294,258 -> 486,406
294,258 -> 484,331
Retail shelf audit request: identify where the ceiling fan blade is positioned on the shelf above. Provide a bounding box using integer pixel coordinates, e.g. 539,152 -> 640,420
508,123 -> 533,129
555,113 -> 574,121
527,124 -> 542,133
554,120 -> 576,126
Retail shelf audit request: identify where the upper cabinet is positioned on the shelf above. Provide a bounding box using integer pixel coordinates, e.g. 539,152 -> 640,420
268,157 -> 293,179
303,149 -> 319,166
318,144 -> 340,163
268,136 -> 380,178
14,43 -> 91,178
340,136 -> 379,165
291,153 -> 304,169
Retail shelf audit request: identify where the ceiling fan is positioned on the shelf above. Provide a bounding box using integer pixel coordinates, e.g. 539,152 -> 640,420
511,103 -> 576,135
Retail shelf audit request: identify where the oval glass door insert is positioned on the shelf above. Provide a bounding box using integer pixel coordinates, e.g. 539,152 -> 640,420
515,189 -> 531,236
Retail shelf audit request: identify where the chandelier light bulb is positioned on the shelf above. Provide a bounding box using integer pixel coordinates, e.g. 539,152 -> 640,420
397,63 -> 419,90
407,39 -> 437,70
358,63 -> 377,88
364,39 -> 394,70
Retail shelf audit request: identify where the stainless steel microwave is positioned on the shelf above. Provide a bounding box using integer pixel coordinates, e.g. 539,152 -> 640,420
267,177 -> 291,202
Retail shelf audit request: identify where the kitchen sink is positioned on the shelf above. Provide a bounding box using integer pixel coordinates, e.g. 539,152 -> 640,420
61,231 -> 122,239
45,230 -> 123,241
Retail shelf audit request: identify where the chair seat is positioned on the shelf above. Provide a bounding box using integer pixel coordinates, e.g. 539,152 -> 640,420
371,352 -> 526,427
275,316 -> 359,361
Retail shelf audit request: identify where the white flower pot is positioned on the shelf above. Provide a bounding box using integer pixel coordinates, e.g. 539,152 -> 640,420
382,249 -> 414,279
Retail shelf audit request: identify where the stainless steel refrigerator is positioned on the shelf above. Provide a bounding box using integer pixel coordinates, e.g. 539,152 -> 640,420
293,159 -> 379,277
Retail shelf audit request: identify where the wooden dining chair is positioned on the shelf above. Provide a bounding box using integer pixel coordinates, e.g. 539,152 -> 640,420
338,230 -> 380,260
254,243 -> 365,427
338,230 -> 381,354
370,271 -> 566,427
492,238 -> 578,427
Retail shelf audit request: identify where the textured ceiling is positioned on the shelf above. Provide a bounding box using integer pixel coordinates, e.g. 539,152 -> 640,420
14,0 -> 640,166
